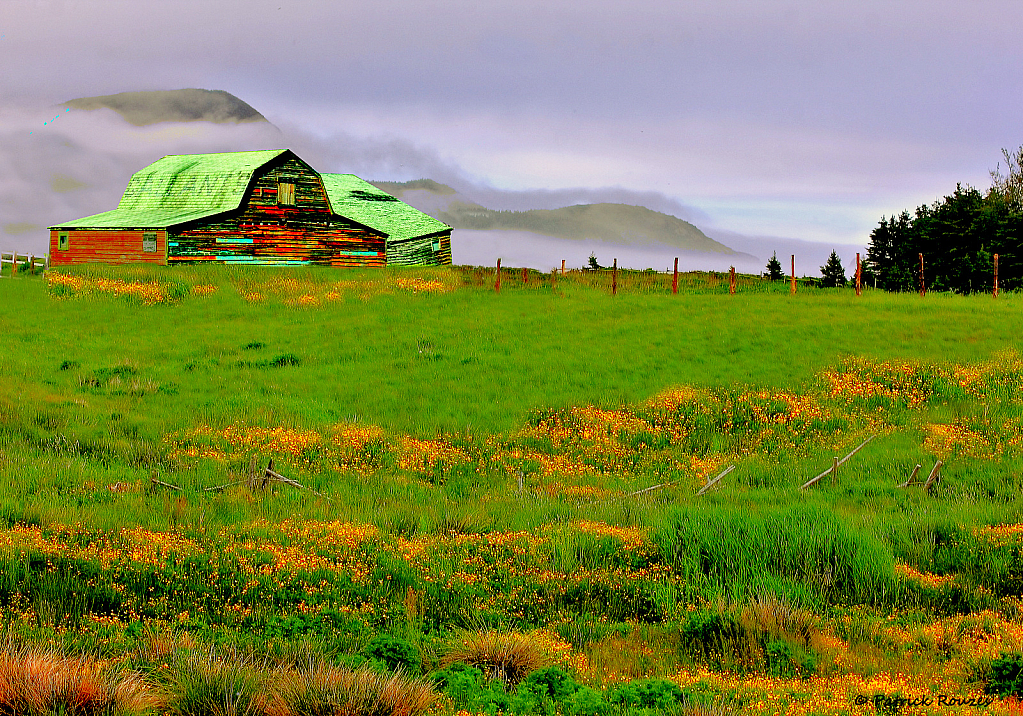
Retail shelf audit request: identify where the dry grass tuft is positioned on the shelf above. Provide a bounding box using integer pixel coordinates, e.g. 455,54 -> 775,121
442,631 -> 551,686
264,663 -> 437,716
0,641 -> 159,715
741,592 -> 818,647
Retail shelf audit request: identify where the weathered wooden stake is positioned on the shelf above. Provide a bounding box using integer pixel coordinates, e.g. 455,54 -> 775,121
672,257 -> 678,295
900,464 -> 922,488
918,253 -> 925,297
11,253 -> 16,276
856,253 -> 862,296
561,259 -> 565,275
801,435 -> 875,490
729,266 -> 736,294
521,267 -> 528,284
495,258 -> 502,292
612,258 -> 618,295
790,254 -> 796,294
696,465 -> 736,496
994,253 -> 999,298
923,461 -> 942,493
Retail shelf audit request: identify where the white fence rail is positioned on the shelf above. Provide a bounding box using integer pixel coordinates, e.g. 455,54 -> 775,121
0,251 -> 48,276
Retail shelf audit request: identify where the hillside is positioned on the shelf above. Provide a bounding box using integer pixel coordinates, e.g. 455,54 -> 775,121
372,180 -> 737,254
63,88 -> 269,126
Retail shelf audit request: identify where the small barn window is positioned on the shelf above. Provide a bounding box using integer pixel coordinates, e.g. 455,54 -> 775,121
432,239 -> 441,252
277,183 -> 296,205
58,232 -> 69,251
142,232 -> 158,253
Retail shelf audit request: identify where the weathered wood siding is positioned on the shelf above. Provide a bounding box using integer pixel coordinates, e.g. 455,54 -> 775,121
49,229 -> 168,266
386,231 -> 453,267
169,157 -> 386,266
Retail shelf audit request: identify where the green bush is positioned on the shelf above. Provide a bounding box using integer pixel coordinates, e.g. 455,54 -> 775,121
680,609 -> 744,657
610,678 -> 687,711
986,653 -> 1023,697
364,633 -> 420,673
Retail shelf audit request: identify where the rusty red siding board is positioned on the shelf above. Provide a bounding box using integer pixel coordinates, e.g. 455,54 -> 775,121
49,229 -> 168,266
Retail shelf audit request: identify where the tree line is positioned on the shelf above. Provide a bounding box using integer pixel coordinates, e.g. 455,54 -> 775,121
864,147 -> 1023,293
764,147 -> 1023,292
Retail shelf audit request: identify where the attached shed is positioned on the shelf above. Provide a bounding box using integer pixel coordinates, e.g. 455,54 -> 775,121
48,150 -> 411,267
319,174 -> 452,266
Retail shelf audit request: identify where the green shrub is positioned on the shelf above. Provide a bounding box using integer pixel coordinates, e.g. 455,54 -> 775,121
610,678 -> 687,710
680,609 -> 744,657
986,653 -> 1023,697
364,634 -> 421,674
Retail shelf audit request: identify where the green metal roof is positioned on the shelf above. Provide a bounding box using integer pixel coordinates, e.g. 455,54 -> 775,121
320,174 -> 450,243
51,150 -> 289,229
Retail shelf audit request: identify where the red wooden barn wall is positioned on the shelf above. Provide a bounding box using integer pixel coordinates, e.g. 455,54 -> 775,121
169,156 -> 386,266
49,230 -> 168,266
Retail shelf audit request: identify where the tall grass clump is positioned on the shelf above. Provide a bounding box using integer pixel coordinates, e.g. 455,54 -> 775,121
442,631 -> 551,686
264,663 -> 437,716
0,641 -> 158,715
654,502 -> 901,607
166,648 -> 266,716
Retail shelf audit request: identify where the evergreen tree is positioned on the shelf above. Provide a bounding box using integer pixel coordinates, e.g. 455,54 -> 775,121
820,251 -> 847,288
586,252 -> 603,270
766,252 -> 783,281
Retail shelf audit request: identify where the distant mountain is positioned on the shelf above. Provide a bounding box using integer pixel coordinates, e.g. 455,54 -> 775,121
63,89 -> 269,126
372,180 -> 737,254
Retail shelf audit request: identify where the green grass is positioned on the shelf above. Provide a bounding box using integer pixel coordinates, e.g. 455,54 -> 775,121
0,264 -> 1022,714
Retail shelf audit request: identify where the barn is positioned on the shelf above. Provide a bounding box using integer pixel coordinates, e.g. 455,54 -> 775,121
48,149 -> 452,267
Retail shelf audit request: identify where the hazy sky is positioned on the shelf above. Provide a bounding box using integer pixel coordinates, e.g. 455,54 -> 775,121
4,0 -> 1023,247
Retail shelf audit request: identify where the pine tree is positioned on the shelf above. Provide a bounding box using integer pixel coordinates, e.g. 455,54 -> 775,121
820,251 -> 847,288
766,252 -> 783,281
586,252 -> 603,270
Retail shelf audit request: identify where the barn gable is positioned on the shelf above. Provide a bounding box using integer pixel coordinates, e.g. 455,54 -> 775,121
320,174 -> 452,266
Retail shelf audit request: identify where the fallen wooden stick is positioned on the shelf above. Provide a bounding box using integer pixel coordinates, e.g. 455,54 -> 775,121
801,435 -> 876,490
900,464 -> 922,488
696,465 -> 736,496
265,467 -> 332,501
150,478 -> 183,492
923,461 -> 942,493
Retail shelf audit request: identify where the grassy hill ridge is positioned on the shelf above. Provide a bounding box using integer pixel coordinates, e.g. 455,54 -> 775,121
372,180 -> 737,254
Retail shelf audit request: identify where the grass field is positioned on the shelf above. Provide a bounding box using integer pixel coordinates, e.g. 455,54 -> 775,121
0,263 -> 1022,716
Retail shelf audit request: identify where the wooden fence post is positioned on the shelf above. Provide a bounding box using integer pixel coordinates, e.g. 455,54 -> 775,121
495,258 -> 501,292
521,267 -> 527,285
994,253 -> 999,298
672,257 -> 678,295
790,255 -> 796,294
612,258 -> 618,296
918,253 -> 925,297
11,252 -> 17,277
856,253 -> 862,296
900,464 -> 922,488
923,461 -> 942,493
561,259 -> 565,275
729,266 -> 736,294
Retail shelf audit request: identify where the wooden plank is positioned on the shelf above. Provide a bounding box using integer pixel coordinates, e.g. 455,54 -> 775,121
900,464 -> 922,488
802,435 -> 875,490
923,461 -> 942,493
696,465 -> 736,496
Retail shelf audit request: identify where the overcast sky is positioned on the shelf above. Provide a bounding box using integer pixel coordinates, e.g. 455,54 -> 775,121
4,0 -> 1023,249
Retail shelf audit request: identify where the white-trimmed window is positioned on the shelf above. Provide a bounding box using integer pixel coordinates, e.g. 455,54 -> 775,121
277,183 -> 296,205
142,232 -> 158,253
58,232 -> 69,251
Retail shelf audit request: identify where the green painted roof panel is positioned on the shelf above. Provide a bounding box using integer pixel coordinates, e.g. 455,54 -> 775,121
52,150 -> 288,229
320,174 -> 450,243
